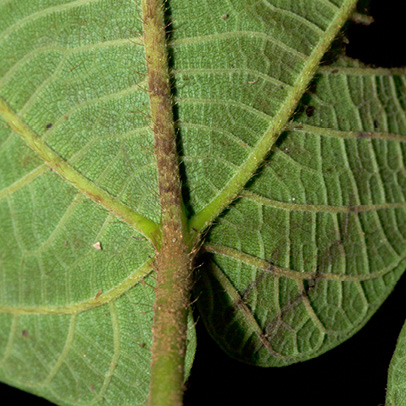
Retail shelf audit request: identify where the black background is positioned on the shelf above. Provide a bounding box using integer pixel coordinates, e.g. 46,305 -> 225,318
2,0 -> 406,405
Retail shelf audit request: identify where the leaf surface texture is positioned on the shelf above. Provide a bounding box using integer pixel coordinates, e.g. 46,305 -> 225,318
0,0 -> 392,404
197,58 -> 406,365
388,321 -> 406,406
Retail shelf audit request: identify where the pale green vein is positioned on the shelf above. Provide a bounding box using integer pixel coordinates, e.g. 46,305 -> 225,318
208,262 -> 285,359
0,133 -> 14,150
88,302 -> 120,405
21,68 -> 147,118
0,0 -> 102,42
0,315 -> 18,367
27,193 -> 83,255
0,50 -> 66,89
177,122 -> 253,150
0,260 -> 153,315
205,243 -> 405,282
354,280 -> 369,318
18,56 -> 72,116
0,164 -> 48,201
172,67 -> 293,88
6,197 -> 25,253
182,155 -> 239,169
0,98 -> 160,244
388,76 -> 406,127
274,145 -> 322,176
42,80 -> 148,143
41,315 -> 77,386
68,126 -> 152,165
178,97 -> 272,121
261,0 -> 324,34
0,37 -> 143,88
318,65 -> 406,77
188,0 -> 359,237
171,31 -> 307,60
0,0 -> 14,9
240,189 -> 406,213
287,122 -> 406,142
323,0 -> 339,11
296,280 -> 327,334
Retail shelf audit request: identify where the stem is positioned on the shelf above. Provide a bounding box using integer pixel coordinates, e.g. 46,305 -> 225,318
142,0 -> 192,405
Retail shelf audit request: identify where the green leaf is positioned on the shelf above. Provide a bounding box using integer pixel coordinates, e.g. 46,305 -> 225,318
173,0 -> 357,232
5,0 -> 404,404
197,57 -> 406,365
387,320 -> 406,406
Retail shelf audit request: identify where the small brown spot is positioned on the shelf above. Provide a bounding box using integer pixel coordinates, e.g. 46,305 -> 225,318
92,241 -> 102,250
357,131 -> 371,138
294,125 -> 303,129
306,106 -> 315,117
331,68 -> 339,74
279,85 -> 284,90
46,123 -> 53,129
95,289 -> 102,300
69,61 -> 84,72
64,240 -> 68,246
374,120 -> 379,129
22,330 -> 29,337
221,14 -> 229,20
90,384 -> 95,392
248,80 -> 257,84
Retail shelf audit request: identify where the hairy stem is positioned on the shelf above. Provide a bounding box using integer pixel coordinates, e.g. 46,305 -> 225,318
142,0 -> 192,405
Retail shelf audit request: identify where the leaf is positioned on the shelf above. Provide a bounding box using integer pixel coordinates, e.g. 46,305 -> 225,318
196,57 -> 406,365
173,0 -> 357,231
387,320 -> 406,406
0,0 -> 390,404
0,1 -> 187,403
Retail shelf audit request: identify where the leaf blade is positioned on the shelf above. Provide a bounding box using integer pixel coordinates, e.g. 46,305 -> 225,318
0,98 -> 160,242
197,57 -> 406,366
387,321 -> 406,406
171,0 -> 359,234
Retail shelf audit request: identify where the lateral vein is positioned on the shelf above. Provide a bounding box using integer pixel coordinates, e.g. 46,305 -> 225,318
240,190 -> 406,213
189,0 -> 359,237
287,122 -> 406,143
0,164 -> 48,200
0,97 -> 160,243
0,261 -> 154,315
205,243 -> 401,282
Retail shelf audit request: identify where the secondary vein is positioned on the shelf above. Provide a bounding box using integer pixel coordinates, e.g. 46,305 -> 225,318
205,243 -> 404,282
0,261 -> 153,315
188,0 -> 359,239
240,190 -> 406,213
0,97 -> 160,243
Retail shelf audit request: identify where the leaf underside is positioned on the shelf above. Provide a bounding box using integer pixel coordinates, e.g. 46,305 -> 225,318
387,321 -> 406,406
1,0 -> 405,405
198,57 -> 406,366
